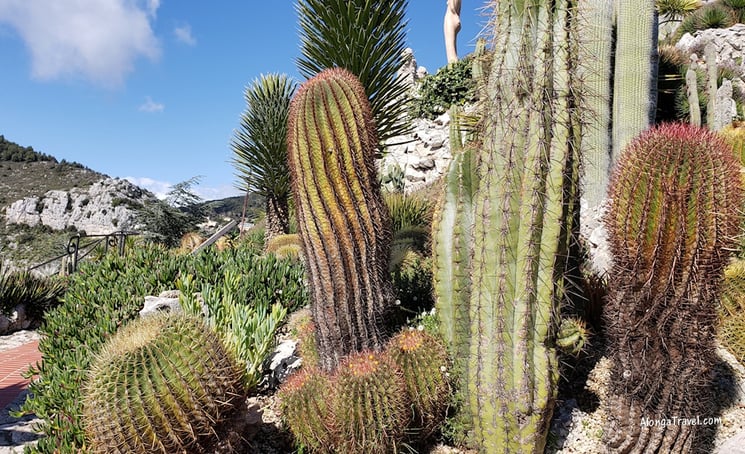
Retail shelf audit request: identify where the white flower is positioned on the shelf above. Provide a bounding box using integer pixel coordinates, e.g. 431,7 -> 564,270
440,365 -> 447,372
395,299 -> 401,306
417,324 -> 424,331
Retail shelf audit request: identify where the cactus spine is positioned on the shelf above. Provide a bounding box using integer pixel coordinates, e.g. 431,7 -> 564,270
603,124 -> 743,452
82,313 -> 246,454
287,68 -> 395,371
578,0 -> 658,207
433,1 -> 583,451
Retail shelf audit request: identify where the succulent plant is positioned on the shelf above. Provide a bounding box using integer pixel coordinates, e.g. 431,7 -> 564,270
287,67 -> 395,371
331,351 -> 410,454
82,313 -> 246,454
278,367 -> 334,453
385,328 -> 450,437
603,123 -> 743,452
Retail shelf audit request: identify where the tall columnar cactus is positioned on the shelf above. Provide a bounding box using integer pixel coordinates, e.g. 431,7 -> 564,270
287,68 -> 395,371
603,123 -> 743,453
82,313 -> 246,454
433,1 -> 583,452
578,0 -> 658,207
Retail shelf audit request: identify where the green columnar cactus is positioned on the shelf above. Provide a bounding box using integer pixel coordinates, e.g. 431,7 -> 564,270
579,0 -> 658,207
433,2 -> 583,452
287,68 -> 395,371
603,123 -> 743,453
432,106 -> 476,366
278,367 -> 333,453
385,329 -> 450,437
331,351 -> 410,454
82,313 -> 246,454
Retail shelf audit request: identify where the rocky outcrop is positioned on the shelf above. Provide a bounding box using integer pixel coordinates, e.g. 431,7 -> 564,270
4,178 -> 154,235
380,111 -> 453,193
676,24 -> 745,76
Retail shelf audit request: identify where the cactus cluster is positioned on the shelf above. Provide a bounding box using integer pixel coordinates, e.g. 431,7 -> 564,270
287,67 -> 395,371
82,313 -> 246,454
280,328 -> 450,453
603,123 -> 743,452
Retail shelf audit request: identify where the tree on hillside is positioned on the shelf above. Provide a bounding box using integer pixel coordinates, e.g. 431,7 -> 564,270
231,73 -> 297,243
135,176 -> 206,247
296,0 -> 412,145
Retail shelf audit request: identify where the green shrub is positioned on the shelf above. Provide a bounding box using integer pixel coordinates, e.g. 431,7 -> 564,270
411,56 -> 476,120
0,266 -> 66,319
18,242 -> 307,453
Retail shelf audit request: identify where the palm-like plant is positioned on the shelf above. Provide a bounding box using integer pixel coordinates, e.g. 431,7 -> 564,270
231,74 -> 297,242
296,0 -> 412,146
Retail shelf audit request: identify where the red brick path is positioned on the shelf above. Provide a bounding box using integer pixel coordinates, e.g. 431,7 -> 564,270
0,340 -> 40,409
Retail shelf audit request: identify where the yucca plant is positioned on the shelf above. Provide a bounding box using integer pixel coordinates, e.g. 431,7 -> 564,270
656,0 -> 701,22
231,73 -> 298,242
296,0 -> 412,145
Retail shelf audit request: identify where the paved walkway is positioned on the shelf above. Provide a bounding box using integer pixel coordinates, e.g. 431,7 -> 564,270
0,341 -> 40,410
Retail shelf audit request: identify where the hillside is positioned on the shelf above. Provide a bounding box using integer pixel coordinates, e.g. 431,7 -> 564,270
0,135 -> 154,269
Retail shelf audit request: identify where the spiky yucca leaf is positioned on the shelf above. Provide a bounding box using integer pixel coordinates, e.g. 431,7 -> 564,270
296,0 -> 411,144
231,74 -> 297,240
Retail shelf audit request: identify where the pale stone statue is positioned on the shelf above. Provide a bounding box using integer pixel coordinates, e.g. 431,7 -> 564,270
444,0 -> 462,63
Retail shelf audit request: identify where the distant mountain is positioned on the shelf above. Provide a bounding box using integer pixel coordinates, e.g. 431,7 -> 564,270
0,135 -> 154,269
198,193 -> 264,223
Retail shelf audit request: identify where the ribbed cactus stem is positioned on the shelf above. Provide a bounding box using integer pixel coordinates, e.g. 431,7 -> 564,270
578,0 -> 614,207
612,0 -> 658,157
603,123 -> 744,452
579,0 -> 658,207
287,68 -> 394,372
464,1 -> 580,451
687,58 -> 702,127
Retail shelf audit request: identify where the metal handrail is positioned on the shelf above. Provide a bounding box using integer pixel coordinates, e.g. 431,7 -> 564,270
27,231 -> 139,274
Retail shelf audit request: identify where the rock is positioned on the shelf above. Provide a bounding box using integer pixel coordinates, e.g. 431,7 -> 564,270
579,199 -> 612,277
675,24 -> 745,77
261,340 -> 301,390
0,316 -> 9,335
4,177 -> 155,235
139,294 -> 183,317
717,432 -> 745,454
412,158 -> 436,171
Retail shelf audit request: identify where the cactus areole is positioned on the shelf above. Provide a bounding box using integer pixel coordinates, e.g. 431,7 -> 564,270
287,68 -> 395,371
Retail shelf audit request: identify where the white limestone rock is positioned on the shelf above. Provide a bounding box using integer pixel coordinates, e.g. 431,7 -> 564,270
4,177 -> 154,235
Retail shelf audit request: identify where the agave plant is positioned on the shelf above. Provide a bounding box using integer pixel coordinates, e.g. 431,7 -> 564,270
295,0 -> 412,145
656,0 -> 701,22
231,73 -> 297,242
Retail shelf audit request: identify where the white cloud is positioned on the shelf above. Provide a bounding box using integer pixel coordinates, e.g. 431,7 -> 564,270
125,176 -> 171,199
173,23 -> 196,46
0,0 -> 161,87
139,96 -> 164,113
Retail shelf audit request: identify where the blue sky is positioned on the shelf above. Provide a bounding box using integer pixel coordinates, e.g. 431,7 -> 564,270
0,1 -> 486,201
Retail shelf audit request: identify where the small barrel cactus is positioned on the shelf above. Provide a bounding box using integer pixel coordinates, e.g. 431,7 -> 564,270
555,318 -> 589,356
385,328 -> 450,437
278,367 -> 333,453
82,313 -> 246,454
332,351 -> 410,454
720,259 -> 745,317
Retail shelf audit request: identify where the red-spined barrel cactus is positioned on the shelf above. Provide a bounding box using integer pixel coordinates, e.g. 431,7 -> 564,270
278,367 -> 333,453
603,123 -> 744,453
385,329 -> 450,437
331,351 -> 410,454
287,68 -> 395,372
